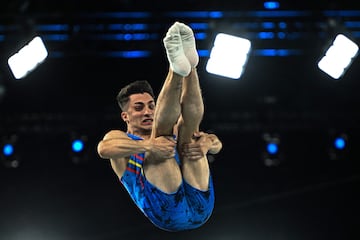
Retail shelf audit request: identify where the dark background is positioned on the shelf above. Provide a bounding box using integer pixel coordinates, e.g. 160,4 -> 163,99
1,1 -> 360,239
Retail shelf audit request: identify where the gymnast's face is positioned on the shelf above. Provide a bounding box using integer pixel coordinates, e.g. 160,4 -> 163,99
121,93 -> 155,136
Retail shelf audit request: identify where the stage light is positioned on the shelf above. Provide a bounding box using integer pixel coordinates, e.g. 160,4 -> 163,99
328,132 -> 349,161
72,139 -> 84,153
8,36 -> 48,79
262,133 -> 283,167
334,136 -> 346,150
1,135 -> 20,168
264,1 -> 280,10
69,134 -> 89,164
266,142 -> 279,155
206,33 -> 251,79
3,143 -> 14,156
318,34 -> 358,79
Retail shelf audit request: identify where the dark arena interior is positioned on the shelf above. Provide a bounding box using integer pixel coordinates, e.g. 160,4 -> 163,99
1,1 -> 360,239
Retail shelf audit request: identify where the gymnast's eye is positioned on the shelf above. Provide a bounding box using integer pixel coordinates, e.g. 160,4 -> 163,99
134,104 -> 144,111
149,103 -> 155,110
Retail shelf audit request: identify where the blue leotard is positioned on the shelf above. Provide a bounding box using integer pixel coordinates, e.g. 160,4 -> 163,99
120,133 -> 215,231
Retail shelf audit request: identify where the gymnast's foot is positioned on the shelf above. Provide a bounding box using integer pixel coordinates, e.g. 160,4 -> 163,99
163,22 -> 191,77
177,22 -> 199,68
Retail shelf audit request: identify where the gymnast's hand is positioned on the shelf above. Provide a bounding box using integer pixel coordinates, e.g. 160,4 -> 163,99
147,136 -> 177,160
181,132 -> 211,160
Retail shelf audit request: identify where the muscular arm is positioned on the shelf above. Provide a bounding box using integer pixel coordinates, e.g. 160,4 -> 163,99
97,130 -> 177,178
97,130 -> 177,159
97,130 -> 152,160
97,130 -> 151,178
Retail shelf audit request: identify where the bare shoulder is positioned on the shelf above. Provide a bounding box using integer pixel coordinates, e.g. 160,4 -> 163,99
103,129 -> 128,140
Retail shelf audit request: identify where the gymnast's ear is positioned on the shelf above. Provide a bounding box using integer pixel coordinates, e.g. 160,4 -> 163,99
121,112 -> 129,123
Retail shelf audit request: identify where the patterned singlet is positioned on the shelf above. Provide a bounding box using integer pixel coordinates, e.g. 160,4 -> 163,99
120,133 -> 215,231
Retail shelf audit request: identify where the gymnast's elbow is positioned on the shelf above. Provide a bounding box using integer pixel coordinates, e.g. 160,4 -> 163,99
97,141 -> 112,159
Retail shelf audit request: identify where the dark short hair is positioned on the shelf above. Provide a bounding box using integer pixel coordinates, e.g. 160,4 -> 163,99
116,80 -> 155,111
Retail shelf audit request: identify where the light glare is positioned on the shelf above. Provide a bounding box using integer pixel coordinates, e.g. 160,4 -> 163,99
8,36 -> 48,79
267,143 -> 278,155
72,140 -> 84,152
206,33 -> 251,79
318,34 -> 358,79
334,137 -> 346,150
3,144 -> 14,156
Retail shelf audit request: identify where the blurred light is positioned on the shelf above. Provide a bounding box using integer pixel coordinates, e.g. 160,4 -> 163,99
3,144 -> 14,156
209,11 -> 223,18
165,11 -> 223,19
189,23 -> 209,30
343,21 -> 360,28
104,50 -> 151,58
85,12 -> 151,18
258,31 -> 275,39
206,33 -> 251,79
194,32 -> 207,40
262,22 -> 276,29
8,36 -> 48,79
95,33 -> 158,41
72,139 -> 84,153
323,10 -> 360,18
318,34 -> 359,79
278,22 -> 287,29
266,142 -> 278,155
328,132 -> 349,161
1,135 -> 20,168
198,49 -> 210,57
69,134 -> 89,165
262,133 -> 282,167
41,34 -> 69,41
334,137 -> 346,150
35,24 -> 70,31
277,32 -> 286,39
250,11 -> 310,18
264,1 -> 280,10
253,49 -> 302,56
108,23 -> 148,31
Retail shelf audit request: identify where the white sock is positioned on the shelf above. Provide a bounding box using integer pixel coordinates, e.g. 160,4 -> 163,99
163,22 -> 191,77
177,22 -> 199,68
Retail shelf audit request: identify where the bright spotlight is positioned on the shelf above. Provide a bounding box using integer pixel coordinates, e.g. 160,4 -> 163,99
318,34 -> 358,79
69,134 -> 89,164
266,142 -> 279,155
264,1 -> 280,10
206,33 -> 251,79
1,135 -> 20,168
8,36 -> 48,79
72,139 -> 84,153
328,132 -> 349,161
334,137 -> 346,150
262,133 -> 283,167
3,143 -> 14,156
